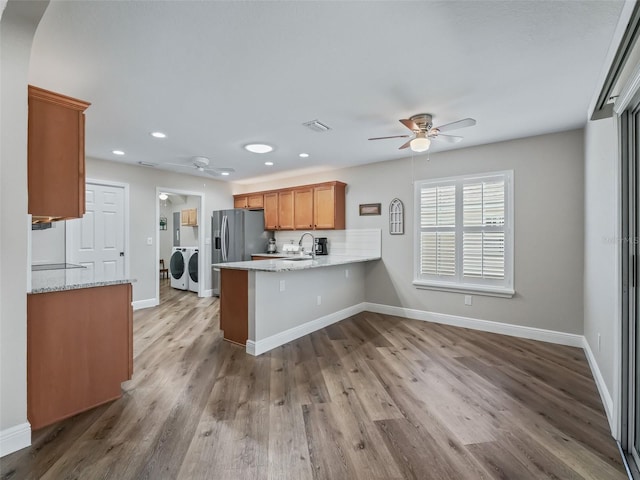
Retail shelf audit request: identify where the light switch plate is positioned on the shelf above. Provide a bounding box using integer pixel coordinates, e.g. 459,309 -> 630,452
464,295 -> 472,306
147,237 -> 153,246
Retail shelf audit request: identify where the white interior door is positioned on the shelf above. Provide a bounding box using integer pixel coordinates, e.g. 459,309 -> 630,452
66,183 -> 125,280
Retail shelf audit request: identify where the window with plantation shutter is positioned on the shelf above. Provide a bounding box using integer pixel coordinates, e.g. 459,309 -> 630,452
414,171 -> 514,297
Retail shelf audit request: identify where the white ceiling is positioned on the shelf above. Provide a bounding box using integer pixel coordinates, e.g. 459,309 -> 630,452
28,0 -> 625,184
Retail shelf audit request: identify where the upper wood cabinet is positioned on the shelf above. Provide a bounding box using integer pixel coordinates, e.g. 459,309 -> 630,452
28,85 -> 90,222
294,188 -> 314,230
233,194 -> 264,210
264,191 -> 294,230
314,183 -> 346,230
181,208 -> 198,226
240,181 -> 346,231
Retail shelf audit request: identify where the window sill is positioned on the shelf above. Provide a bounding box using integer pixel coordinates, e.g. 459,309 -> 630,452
412,281 -> 515,298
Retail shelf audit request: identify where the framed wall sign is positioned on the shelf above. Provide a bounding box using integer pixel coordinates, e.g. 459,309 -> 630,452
359,203 -> 381,216
389,198 -> 404,234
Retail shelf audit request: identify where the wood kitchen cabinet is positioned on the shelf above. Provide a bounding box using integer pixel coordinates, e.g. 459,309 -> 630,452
294,187 -> 314,229
237,181 -> 346,231
28,85 -> 90,222
27,283 -> 133,430
314,182 -> 346,229
233,194 -> 264,210
181,208 -> 198,226
264,191 -> 294,230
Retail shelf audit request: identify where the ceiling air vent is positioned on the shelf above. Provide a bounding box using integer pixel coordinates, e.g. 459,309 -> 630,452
302,119 -> 331,133
138,161 -> 158,167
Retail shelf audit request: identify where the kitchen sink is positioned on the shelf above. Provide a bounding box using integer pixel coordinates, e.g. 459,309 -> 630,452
281,256 -> 314,262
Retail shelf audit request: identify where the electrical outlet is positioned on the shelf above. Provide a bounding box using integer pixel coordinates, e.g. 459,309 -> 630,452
317,295 -> 322,306
147,237 -> 153,246
598,333 -> 601,352
345,269 -> 349,279
464,295 -> 472,306
279,280 -> 285,292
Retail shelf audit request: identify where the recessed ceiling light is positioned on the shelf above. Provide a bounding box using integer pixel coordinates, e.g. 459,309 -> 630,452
299,153 -> 310,158
150,131 -> 166,138
244,143 -> 273,154
264,161 -> 274,166
221,172 -> 230,176
112,150 -> 125,155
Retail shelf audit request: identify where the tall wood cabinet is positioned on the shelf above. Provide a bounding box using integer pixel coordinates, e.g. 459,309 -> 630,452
28,85 -> 90,222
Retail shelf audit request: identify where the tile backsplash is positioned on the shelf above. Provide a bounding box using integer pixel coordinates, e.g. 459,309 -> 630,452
274,228 -> 381,257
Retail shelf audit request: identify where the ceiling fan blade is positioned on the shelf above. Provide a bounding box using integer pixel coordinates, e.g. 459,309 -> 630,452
164,162 -> 191,168
369,135 -> 411,141
435,118 -> 476,133
399,118 -> 420,132
433,134 -> 464,143
399,139 -> 412,150
212,167 -> 235,173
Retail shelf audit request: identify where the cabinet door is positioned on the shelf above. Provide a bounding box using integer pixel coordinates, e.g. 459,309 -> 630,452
181,210 -> 189,225
314,184 -> 336,229
278,191 -> 295,230
28,86 -> 90,221
234,196 -> 248,209
188,208 -> 198,226
264,192 -> 279,230
247,194 -> 264,209
294,188 -> 314,230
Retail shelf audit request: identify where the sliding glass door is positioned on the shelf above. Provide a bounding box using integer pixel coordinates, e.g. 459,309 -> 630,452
622,105 -> 640,477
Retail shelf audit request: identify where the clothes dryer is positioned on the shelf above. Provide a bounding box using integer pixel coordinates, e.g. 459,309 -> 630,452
170,247 -> 188,290
187,247 -> 199,293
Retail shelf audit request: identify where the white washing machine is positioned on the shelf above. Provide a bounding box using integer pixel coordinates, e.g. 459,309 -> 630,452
170,247 -> 189,290
187,247 -> 199,293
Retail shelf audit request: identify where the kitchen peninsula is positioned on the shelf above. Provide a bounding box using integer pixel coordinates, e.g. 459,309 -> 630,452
28,267 -> 134,429
213,229 -> 381,355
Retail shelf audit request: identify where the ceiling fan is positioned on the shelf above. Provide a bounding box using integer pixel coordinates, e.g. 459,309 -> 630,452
165,156 -> 235,177
369,113 -> 476,152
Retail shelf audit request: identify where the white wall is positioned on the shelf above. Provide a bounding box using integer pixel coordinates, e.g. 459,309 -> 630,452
86,158 -> 233,303
159,202 -> 173,266
176,195 -> 200,247
583,116 -> 620,426
31,222 -> 65,264
239,129 -> 586,335
0,0 -> 49,455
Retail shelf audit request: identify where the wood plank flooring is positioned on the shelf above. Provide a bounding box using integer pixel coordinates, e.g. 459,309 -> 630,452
0,279 -> 626,479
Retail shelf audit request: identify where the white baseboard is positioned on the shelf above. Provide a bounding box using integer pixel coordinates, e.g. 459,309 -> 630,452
582,336 -> 616,434
132,298 -> 158,311
0,422 -> 30,458
203,289 -> 213,298
363,302 -> 584,348
247,303 -> 367,356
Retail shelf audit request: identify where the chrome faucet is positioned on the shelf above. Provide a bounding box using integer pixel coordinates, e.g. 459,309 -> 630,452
298,232 -> 316,259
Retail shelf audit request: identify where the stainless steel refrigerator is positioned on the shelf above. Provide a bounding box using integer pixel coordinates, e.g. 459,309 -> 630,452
211,209 -> 268,296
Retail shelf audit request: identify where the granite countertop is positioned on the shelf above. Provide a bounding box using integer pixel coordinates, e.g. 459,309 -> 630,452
31,268 -> 135,294
250,253 -> 290,258
212,254 -> 380,272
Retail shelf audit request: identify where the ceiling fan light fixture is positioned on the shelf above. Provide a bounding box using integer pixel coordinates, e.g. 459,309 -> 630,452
221,171 -> 230,176
410,136 -> 431,153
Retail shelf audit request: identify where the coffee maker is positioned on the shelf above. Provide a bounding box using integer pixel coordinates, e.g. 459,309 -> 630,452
314,237 -> 328,255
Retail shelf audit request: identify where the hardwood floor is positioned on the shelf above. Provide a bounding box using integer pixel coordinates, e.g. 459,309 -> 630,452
1,279 -> 626,479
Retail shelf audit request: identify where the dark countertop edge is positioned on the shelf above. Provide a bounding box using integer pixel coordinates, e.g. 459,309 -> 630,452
30,278 -> 135,295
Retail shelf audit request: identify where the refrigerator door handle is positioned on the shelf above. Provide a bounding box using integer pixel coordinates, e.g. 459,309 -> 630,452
221,215 -> 228,262
224,215 -> 230,262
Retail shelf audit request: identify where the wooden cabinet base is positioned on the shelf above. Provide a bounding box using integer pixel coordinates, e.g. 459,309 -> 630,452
219,269 -> 248,346
27,284 -> 133,430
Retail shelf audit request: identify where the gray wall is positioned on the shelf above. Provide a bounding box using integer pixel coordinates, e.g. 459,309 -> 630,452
0,0 -> 48,438
86,158 -> 234,302
239,129 -> 585,335
584,116 -> 619,408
